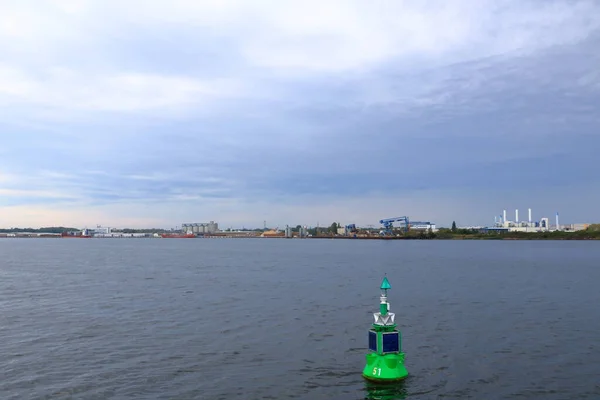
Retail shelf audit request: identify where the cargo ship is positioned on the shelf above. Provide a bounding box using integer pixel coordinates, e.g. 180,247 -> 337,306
160,233 -> 197,238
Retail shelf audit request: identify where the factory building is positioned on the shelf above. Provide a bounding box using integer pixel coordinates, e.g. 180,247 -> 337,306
563,223 -> 590,232
182,221 -> 219,235
410,223 -> 437,231
90,226 -> 151,238
93,226 -> 111,235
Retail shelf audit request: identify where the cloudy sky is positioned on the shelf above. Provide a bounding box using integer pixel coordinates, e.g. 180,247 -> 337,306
1,0 -> 599,229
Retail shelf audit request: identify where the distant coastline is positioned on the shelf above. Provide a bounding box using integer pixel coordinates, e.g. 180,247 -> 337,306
310,235 -> 600,241
2,232 -> 600,240
308,229 -> 600,240
2,225 -> 599,240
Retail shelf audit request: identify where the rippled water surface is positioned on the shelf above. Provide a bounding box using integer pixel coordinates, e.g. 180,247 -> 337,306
1,238 -> 599,399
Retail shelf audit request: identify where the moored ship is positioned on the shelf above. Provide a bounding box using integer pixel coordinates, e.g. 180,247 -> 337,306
160,233 -> 197,238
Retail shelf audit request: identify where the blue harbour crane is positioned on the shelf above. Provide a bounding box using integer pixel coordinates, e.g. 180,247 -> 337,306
379,217 -> 409,235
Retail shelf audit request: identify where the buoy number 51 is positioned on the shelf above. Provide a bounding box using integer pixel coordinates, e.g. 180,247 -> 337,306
372,367 -> 381,376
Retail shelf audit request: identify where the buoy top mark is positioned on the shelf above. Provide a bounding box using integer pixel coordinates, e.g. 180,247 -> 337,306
380,276 -> 391,290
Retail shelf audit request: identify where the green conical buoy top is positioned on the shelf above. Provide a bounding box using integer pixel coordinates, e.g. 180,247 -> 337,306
380,276 -> 391,290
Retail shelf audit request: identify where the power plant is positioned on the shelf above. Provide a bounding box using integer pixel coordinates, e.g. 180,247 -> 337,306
493,208 -> 557,232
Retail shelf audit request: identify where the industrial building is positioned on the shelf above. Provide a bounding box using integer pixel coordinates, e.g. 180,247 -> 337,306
182,221 -> 219,235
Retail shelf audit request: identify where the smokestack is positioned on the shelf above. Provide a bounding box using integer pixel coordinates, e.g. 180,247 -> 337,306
515,209 -> 519,223
503,209 -> 507,223
528,208 -> 532,223
556,212 -> 559,230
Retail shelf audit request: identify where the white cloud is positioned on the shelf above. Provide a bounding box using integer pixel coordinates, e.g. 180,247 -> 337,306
0,172 -> 18,184
0,65 -> 36,96
121,0 -> 600,72
4,1 -> 599,73
0,66 -> 246,112
0,188 -> 76,199
1,0 -> 598,114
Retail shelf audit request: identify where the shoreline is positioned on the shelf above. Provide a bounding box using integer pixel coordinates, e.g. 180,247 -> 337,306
1,235 -> 599,241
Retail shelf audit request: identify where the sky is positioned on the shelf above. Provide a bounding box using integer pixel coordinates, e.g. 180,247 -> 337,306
1,0 -> 600,229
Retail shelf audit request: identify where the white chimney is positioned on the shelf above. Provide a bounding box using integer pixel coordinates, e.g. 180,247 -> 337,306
528,208 -> 532,223
503,209 -> 507,223
556,212 -> 559,230
515,209 -> 519,223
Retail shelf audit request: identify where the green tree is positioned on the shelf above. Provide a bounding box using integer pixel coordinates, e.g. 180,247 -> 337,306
451,221 -> 457,232
587,224 -> 600,232
329,222 -> 338,234
427,227 -> 436,239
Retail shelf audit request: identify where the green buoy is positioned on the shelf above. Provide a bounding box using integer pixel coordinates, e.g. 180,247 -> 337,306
362,276 -> 408,382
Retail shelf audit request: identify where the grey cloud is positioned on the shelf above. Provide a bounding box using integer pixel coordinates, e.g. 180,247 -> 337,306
2,1 -> 600,226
